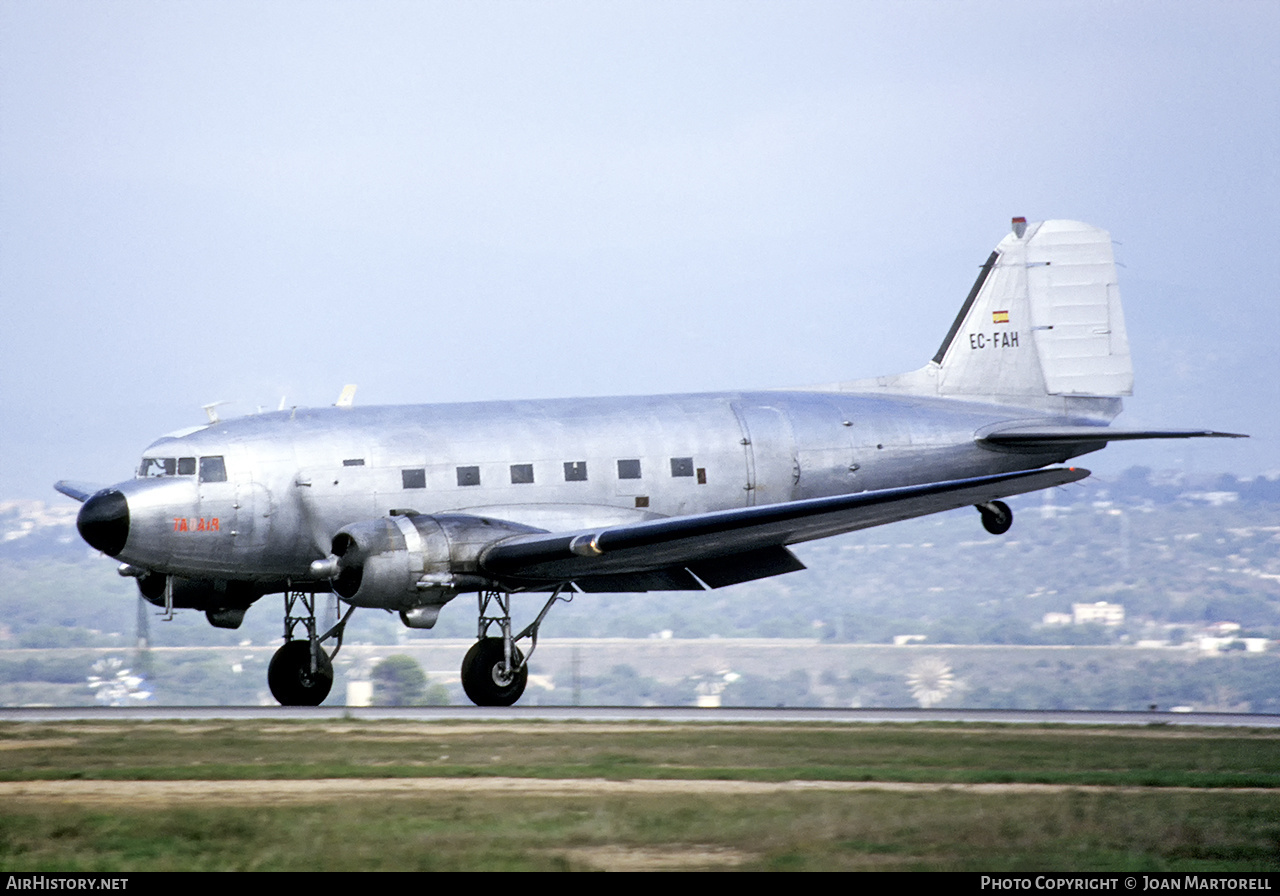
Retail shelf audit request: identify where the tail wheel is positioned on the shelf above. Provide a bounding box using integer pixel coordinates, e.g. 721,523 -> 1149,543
979,500 -> 1013,535
461,637 -> 527,706
268,639 -> 334,706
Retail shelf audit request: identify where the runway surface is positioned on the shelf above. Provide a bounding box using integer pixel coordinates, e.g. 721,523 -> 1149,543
4,705 -> 1279,726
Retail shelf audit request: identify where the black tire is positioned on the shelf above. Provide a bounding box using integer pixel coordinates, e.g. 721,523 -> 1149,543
980,500 -> 1013,535
460,637 -> 528,707
268,640 -> 334,706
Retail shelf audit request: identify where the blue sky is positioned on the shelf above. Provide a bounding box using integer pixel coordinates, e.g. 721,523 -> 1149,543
2,1 -> 1275,499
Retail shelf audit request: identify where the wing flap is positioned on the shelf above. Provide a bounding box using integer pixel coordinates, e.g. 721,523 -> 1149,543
687,546 -> 807,589
570,567 -> 706,592
481,467 -> 1088,584
561,546 -> 807,592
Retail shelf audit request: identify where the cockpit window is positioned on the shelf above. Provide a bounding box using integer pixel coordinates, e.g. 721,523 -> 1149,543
138,457 -> 197,478
138,455 -> 226,481
138,458 -> 174,477
199,456 -> 227,483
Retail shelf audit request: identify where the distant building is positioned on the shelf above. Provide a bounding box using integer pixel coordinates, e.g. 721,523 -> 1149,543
1041,612 -> 1073,627
346,680 -> 373,706
1072,601 -> 1125,626
1198,627 -> 1268,655
1198,637 -> 1235,655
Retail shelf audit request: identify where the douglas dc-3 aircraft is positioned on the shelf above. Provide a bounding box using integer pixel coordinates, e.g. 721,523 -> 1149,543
58,219 -> 1242,706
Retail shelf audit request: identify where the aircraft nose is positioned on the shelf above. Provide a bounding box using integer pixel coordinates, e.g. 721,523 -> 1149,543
78,489 -> 130,556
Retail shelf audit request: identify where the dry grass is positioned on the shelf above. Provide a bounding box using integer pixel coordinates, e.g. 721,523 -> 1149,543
1,719 -> 1278,870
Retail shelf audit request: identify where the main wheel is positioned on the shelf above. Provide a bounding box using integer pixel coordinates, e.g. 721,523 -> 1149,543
461,637 -> 528,706
979,500 -> 1013,535
268,640 -> 334,706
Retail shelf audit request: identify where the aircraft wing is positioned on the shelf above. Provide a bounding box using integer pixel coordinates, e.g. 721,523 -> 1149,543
54,480 -> 103,503
979,424 -> 1246,450
480,467 -> 1089,590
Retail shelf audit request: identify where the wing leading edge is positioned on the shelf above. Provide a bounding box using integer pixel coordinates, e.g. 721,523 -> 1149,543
481,467 -> 1089,589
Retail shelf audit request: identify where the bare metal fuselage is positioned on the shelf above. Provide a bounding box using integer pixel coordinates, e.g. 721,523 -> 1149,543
112,388 -> 1072,598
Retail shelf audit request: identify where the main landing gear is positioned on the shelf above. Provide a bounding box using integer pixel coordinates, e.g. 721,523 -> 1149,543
461,586 -> 571,706
268,585 -> 355,706
977,500 -> 1013,535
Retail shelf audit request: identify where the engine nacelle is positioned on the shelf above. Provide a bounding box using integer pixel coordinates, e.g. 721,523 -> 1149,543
326,513 -> 544,617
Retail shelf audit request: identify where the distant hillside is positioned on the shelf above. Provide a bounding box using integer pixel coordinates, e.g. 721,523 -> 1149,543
5,468 -> 1278,651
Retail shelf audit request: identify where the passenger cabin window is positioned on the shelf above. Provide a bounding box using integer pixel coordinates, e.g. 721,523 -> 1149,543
670,457 -> 694,477
617,459 -> 642,480
510,464 -> 534,484
198,456 -> 227,483
342,458 -> 366,467
456,466 -> 480,487
564,461 -> 588,482
403,468 -> 426,489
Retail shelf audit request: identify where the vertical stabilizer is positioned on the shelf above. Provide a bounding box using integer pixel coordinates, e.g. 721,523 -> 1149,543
932,219 -> 1133,400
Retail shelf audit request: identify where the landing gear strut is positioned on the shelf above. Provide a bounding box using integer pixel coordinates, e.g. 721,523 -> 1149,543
461,586 -> 571,706
268,584 -> 355,706
977,500 -> 1013,535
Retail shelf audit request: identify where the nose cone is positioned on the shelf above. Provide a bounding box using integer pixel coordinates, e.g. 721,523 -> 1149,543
78,489 -> 130,556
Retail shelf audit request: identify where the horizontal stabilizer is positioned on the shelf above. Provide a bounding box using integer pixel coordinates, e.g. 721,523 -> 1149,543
980,424 -> 1247,450
54,480 -> 102,503
481,467 -> 1089,585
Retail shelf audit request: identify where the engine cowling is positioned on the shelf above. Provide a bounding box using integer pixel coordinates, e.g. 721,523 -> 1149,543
323,513 -> 544,616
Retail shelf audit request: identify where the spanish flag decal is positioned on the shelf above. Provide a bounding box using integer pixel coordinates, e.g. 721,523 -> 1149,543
992,310 -> 1010,324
